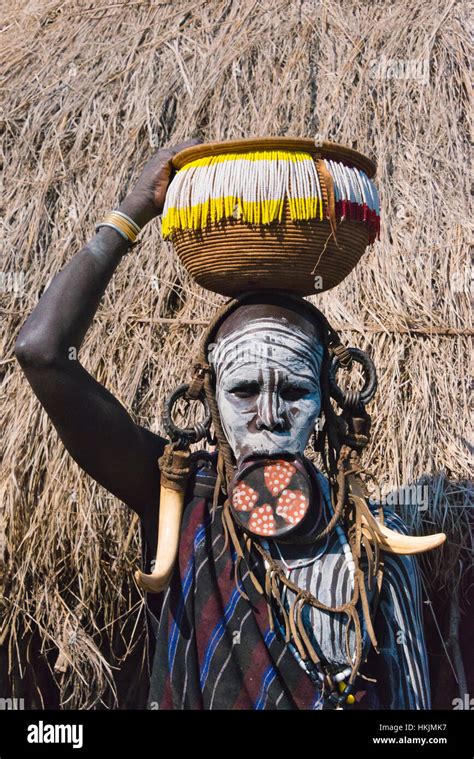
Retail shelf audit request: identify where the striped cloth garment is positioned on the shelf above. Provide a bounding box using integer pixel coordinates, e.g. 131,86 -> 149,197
141,458 -> 430,710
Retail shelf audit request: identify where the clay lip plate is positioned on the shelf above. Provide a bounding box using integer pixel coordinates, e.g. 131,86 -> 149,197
229,455 -> 313,539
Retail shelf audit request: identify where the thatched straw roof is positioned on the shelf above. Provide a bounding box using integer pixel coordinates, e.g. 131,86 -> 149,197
1,0 -> 471,708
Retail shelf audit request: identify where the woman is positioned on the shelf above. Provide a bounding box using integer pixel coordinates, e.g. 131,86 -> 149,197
15,141 -> 430,710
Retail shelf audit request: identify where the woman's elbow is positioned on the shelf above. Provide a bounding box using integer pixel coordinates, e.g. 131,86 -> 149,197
14,329 -> 60,369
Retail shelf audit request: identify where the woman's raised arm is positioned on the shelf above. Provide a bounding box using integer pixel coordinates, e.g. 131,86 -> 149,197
15,139 -> 199,515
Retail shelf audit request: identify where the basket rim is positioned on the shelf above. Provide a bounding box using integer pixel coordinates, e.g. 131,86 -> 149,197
171,136 -> 376,178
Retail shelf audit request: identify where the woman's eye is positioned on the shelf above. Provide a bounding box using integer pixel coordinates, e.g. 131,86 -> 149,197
281,385 -> 310,401
229,382 -> 260,398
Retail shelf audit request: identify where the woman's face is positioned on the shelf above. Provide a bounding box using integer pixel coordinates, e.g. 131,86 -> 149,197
210,308 -> 323,463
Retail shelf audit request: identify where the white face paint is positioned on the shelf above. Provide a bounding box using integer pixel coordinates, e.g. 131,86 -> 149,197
210,318 -> 323,463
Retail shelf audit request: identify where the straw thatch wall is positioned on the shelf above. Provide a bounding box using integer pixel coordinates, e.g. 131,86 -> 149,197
1,0 -> 472,709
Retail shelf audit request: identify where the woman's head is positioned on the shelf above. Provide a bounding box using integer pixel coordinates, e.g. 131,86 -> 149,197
208,296 -> 325,463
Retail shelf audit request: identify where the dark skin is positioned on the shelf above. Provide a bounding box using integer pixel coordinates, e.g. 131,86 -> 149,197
16,148 -> 320,517
15,140 -> 200,517
14,144 -> 427,711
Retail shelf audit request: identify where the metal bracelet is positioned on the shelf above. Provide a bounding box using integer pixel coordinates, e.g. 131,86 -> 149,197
112,209 -> 141,235
95,222 -> 137,249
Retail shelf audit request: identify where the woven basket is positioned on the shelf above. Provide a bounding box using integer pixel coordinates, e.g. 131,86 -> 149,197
163,137 -> 379,297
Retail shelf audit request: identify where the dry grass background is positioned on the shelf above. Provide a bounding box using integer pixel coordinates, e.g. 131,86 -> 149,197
0,0 -> 472,709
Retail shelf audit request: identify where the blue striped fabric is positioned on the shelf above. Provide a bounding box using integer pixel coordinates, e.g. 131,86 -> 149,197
254,630 -> 277,710
200,585 -> 245,689
146,461 -> 431,710
168,517 -> 212,672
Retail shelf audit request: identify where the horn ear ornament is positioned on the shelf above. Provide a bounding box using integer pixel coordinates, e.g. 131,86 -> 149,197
134,382 -> 211,593
348,476 -> 446,556
328,356 -> 446,557
135,476 -> 187,593
363,516 -> 446,555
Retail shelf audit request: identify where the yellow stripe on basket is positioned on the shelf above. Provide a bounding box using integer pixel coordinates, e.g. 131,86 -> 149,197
161,149 -> 328,236
181,150 -> 315,169
162,196 -> 324,237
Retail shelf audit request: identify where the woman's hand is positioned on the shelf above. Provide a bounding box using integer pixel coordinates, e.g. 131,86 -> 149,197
119,138 -> 201,228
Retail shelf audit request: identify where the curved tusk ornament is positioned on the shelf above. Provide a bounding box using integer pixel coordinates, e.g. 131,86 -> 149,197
134,383 -> 211,595
135,482 -> 186,593
135,445 -> 192,594
363,517 -> 446,555
348,476 -> 446,555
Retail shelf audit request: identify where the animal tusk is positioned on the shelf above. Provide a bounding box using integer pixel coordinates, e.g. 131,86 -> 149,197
135,445 -> 191,593
348,475 -> 446,555
362,514 -> 446,555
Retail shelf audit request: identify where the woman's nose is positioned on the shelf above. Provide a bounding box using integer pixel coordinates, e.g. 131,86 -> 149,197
255,391 -> 288,431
